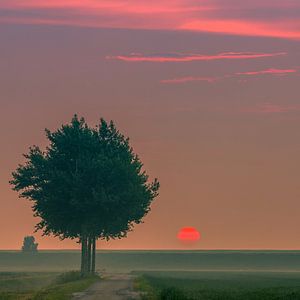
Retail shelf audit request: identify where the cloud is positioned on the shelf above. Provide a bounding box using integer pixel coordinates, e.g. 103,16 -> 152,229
106,52 -> 286,63
3,0 -> 213,14
161,76 -> 217,84
242,103 -> 300,114
180,19 -> 300,40
160,68 -> 297,85
0,0 -> 300,39
0,1 -> 214,31
236,68 -> 297,76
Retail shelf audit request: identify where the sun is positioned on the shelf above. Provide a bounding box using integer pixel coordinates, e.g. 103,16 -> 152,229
177,227 -> 200,242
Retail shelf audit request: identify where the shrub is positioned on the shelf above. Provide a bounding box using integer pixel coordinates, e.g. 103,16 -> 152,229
55,271 -> 82,284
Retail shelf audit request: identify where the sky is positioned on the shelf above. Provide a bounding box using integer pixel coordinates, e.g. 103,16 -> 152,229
0,0 -> 300,250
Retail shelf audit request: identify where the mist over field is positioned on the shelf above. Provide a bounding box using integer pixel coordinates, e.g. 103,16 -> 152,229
1,250 -> 300,273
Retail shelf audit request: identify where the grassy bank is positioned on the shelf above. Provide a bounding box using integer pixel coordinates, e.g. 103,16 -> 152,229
135,271 -> 300,300
0,271 -> 99,300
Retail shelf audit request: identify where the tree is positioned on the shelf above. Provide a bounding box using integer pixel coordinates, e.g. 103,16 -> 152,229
10,115 -> 159,276
22,236 -> 38,252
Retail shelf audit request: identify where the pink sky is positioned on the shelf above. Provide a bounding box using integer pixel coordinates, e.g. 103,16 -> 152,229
0,0 -> 300,39
0,1 -> 300,250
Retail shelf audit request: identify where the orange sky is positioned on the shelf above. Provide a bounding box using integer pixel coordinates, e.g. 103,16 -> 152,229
0,1 -> 300,250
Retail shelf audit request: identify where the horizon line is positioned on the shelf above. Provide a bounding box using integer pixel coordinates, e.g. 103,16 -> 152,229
1,248 -> 300,251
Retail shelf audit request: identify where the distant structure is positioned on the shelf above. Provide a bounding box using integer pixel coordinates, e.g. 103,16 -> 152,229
21,236 -> 38,252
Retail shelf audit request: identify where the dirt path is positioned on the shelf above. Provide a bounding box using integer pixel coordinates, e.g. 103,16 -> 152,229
72,273 -> 141,300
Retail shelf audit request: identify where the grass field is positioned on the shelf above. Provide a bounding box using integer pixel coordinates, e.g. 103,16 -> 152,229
0,272 -> 57,299
0,250 -> 300,299
135,271 -> 300,299
0,271 -> 98,300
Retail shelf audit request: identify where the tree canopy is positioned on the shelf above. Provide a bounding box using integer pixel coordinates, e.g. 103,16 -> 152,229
11,115 -> 159,274
22,236 -> 38,252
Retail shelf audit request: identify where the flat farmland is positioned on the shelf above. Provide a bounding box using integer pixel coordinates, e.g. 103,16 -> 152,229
0,250 -> 300,273
1,251 -> 300,299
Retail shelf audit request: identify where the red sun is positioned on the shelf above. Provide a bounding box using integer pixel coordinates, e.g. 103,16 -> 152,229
177,227 -> 200,242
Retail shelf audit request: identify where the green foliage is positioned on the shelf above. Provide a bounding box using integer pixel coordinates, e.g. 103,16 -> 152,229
10,115 -> 159,241
10,115 -> 159,275
55,271 -> 83,284
21,236 -> 38,253
134,276 -> 156,300
54,270 -> 99,285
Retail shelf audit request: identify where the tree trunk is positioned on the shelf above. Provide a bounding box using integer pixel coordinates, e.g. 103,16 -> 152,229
84,237 -> 89,275
80,234 -> 87,276
91,237 -> 96,274
87,237 -> 92,273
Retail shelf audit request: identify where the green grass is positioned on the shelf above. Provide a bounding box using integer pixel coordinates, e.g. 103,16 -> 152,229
135,271 -> 300,300
0,272 -> 58,299
31,274 -> 98,300
0,271 -> 99,300
0,272 -> 58,291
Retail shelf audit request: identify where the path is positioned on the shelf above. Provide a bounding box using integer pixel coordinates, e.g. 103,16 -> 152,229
72,273 -> 141,300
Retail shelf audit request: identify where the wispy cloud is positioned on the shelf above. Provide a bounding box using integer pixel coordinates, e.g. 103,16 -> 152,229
161,68 -> 297,85
161,76 -> 217,84
1,0 -> 213,14
180,19 -> 300,40
242,103 -> 300,114
236,68 -> 297,76
106,52 -> 286,63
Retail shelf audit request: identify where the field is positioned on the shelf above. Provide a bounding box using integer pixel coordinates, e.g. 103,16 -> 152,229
0,250 -> 300,299
0,272 -> 57,299
135,271 -> 300,299
0,271 -> 98,300
1,250 -> 300,273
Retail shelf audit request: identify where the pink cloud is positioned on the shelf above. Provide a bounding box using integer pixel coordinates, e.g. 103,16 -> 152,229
236,68 -> 297,76
242,103 -> 300,114
180,19 -> 300,40
160,68 -> 297,85
0,1 -> 213,32
106,52 -> 286,63
161,76 -> 217,84
0,0 -> 300,39
2,0 -> 213,14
